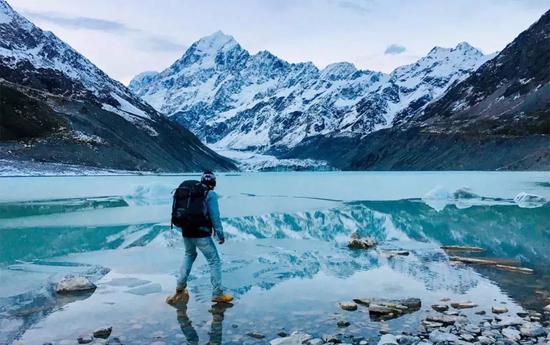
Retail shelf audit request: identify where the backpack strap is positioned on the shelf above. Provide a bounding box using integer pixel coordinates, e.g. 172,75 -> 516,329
170,188 -> 177,230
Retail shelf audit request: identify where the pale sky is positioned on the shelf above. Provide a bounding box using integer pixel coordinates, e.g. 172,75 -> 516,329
9,0 -> 550,85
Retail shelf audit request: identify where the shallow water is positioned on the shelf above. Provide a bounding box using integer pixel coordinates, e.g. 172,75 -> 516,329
0,172 -> 549,344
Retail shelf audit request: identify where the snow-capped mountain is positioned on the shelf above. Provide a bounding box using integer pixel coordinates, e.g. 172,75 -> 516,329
288,9 -> 550,171
130,31 -> 494,152
0,0 -> 235,172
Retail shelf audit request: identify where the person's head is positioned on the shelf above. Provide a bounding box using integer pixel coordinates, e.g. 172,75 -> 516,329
201,170 -> 217,189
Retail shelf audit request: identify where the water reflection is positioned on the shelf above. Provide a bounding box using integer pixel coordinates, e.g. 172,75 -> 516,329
175,302 -> 233,345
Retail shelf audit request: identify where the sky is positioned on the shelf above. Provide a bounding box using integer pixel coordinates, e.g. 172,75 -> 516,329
9,0 -> 550,85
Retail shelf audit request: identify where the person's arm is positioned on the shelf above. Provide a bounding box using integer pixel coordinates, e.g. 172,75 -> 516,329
206,191 -> 225,243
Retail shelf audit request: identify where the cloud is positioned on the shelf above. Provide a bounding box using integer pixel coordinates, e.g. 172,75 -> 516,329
24,11 -> 134,33
23,10 -> 186,53
384,44 -> 407,55
337,1 -> 371,14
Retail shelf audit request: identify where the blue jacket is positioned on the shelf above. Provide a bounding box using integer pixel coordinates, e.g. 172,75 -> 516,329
206,191 -> 224,240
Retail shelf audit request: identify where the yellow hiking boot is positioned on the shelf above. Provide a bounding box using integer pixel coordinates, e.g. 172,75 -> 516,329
166,288 -> 189,306
211,293 -> 234,303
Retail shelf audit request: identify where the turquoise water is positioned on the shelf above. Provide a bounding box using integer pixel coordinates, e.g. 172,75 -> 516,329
0,172 -> 549,344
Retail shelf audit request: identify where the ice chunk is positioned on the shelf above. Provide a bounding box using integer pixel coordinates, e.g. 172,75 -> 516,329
513,192 -> 546,208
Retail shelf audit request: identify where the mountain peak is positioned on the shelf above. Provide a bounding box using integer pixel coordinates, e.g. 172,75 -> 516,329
321,62 -> 357,80
194,31 -> 239,54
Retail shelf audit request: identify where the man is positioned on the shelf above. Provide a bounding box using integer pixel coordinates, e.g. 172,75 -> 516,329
167,171 -> 234,305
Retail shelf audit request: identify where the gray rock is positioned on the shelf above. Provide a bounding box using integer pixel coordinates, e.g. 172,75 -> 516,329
337,319 -> 351,328
378,334 -> 398,345
431,304 -> 449,313
463,324 -> 482,334
247,331 -> 265,339
519,323 -> 546,337
56,276 -> 97,294
543,305 -> 550,312
429,330 -> 458,343
425,314 -> 462,326
492,306 -> 509,314
450,301 -> 478,309
502,327 -> 521,341
307,339 -> 324,345
460,333 -> 475,341
339,302 -> 358,311
396,335 -> 416,345
478,335 -> 496,344
93,327 -> 112,339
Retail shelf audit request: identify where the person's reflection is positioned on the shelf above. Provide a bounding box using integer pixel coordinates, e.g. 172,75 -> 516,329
175,300 -> 233,345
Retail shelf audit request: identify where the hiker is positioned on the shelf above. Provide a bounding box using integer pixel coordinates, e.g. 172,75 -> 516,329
166,171 -> 234,305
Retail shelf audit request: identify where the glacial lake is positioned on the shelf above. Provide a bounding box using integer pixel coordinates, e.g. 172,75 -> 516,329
0,172 -> 549,344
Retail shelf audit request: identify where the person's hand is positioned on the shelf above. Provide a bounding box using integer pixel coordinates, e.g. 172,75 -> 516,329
218,238 -> 225,245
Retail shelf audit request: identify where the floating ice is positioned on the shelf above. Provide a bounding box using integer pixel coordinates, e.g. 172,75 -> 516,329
513,192 -> 546,208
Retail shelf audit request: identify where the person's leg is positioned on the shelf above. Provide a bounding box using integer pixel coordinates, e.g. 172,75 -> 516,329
195,237 -> 223,296
177,237 -> 198,289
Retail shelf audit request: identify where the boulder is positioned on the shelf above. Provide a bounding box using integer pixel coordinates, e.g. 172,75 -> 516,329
56,276 -> 96,294
520,323 -> 546,337
93,327 -> 112,339
431,304 -> 449,312
339,302 -> 358,311
543,304 -> 550,312
502,327 -> 521,341
348,236 -> 377,249
492,306 -> 509,314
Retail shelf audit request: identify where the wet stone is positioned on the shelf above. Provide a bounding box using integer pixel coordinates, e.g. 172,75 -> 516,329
339,302 -> 358,311
93,326 -> 113,339
502,327 -> 521,341
337,319 -> 351,328
247,331 -> 265,339
492,306 -> 509,314
431,304 -> 449,313
451,301 -> 478,309
378,334 -> 398,345
520,323 -> 546,337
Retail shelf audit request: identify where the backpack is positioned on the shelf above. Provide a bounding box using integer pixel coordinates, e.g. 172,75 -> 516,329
171,180 -> 212,232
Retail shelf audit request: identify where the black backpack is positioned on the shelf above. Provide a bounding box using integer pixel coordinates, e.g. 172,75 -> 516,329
171,180 -> 212,231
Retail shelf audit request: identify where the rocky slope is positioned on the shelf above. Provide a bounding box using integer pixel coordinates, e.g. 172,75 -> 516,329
129,32 -> 493,154
0,0 -> 236,172
289,10 -> 550,170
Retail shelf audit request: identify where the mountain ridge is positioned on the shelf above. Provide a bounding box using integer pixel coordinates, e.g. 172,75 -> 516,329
0,0 -> 236,172
129,31 -> 494,153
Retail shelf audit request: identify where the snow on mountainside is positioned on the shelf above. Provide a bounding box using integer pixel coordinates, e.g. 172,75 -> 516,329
0,0 -> 236,172
0,0 -> 157,127
130,31 -> 494,152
